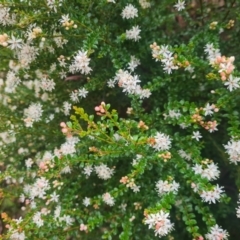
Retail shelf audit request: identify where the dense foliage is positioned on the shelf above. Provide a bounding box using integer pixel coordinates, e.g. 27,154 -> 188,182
1,0 -> 240,239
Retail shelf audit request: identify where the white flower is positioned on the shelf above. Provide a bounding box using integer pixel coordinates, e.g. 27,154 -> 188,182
145,210 -> 174,237
83,165 -> 93,176
151,132 -> 171,151
25,158 -> 33,168
203,103 -> 214,116
59,14 -> 70,24
83,197 -> 91,206
7,35 -> 22,50
192,131 -> 202,141
132,154 -> 142,166
128,55 -> 140,72
60,165 -> 71,174
78,87 -> 88,98
50,192 -> 59,202
102,192 -> 115,206
126,26 -> 141,41
204,43 -> 215,55
132,184 -> 141,192
107,79 -> 116,88
224,75 -> 240,92
121,4 -> 138,19
163,60 -> 178,74
205,224 -> 229,240
70,91 -> 79,103
174,0 -> 185,11
139,0 -> 151,9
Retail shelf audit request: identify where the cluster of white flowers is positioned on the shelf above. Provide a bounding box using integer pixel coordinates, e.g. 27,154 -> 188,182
33,211 -> 44,227
53,32 -> 68,48
126,25 -> 141,41
24,102 -> 43,127
10,230 -> 25,240
204,43 -> 221,64
164,109 -> 181,119
128,55 -> 140,72
40,77 -> 55,92
205,43 -> 240,92
17,43 -> 39,68
192,162 -> 220,181
25,25 -> 42,41
123,177 -> 141,193
120,3 -> 140,41
69,87 -> 88,102
145,210 -> 174,237
5,71 -> 21,93
63,101 -> 72,116
102,192 -> 115,206
151,132 -> 171,151
24,177 -> 50,200
121,4 -> 138,19
109,69 -> 151,99
178,149 -> 191,161
95,164 -> 114,180
200,184 -> 224,204
0,4 -> 16,26
151,44 -> 178,74
224,139 -> 240,164
60,136 -> 79,156
155,180 -> 179,196
52,205 -> 74,226
205,224 -> 229,240
69,50 -> 92,74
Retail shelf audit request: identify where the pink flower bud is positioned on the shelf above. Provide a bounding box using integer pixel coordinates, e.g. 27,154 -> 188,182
39,161 -> 47,170
60,122 -> 66,128
61,128 -> 68,133
95,106 -> 100,111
